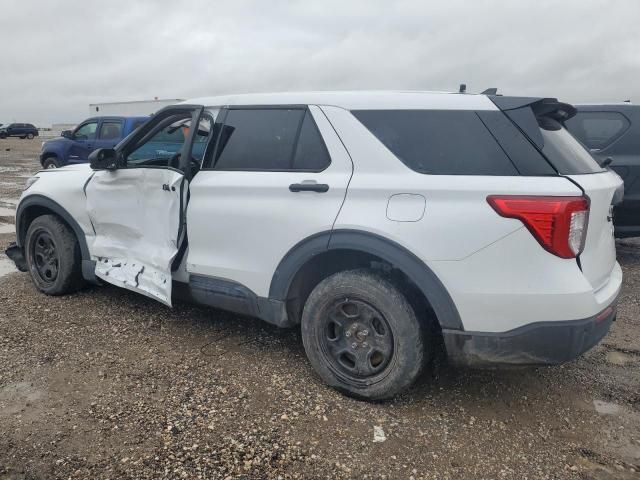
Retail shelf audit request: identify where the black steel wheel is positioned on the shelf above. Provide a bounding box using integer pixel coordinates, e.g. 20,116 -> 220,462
302,269 -> 426,400
30,230 -> 59,287
25,215 -> 85,295
321,298 -> 394,382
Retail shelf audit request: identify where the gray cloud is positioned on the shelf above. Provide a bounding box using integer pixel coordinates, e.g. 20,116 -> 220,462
1,0 -> 639,125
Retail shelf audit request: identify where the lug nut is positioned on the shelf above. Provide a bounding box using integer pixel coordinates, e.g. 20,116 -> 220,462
351,343 -> 357,349
362,330 -> 369,336
345,332 -> 351,337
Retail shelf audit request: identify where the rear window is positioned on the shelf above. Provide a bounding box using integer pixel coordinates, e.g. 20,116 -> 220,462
352,110 -> 518,175
565,111 -> 630,150
538,117 -> 604,174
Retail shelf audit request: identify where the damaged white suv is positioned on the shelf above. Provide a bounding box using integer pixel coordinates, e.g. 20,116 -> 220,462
6,91 -> 623,400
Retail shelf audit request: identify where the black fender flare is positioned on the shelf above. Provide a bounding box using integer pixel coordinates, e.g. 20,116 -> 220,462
269,229 -> 463,331
15,194 -> 97,282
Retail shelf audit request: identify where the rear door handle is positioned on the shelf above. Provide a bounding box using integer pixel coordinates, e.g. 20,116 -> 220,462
289,183 -> 329,193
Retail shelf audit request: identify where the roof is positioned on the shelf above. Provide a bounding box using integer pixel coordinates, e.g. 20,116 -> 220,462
184,90 -> 498,111
89,99 -> 184,107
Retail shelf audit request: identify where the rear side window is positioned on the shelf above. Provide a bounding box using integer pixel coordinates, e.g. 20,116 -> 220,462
212,108 -> 330,171
538,117 -> 604,174
99,121 -> 122,140
292,111 -> 331,171
565,111 -> 630,150
352,110 -> 518,175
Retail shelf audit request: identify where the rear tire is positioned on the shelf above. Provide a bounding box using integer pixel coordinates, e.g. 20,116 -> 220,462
301,269 -> 426,400
25,215 -> 85,295
42,157 -> 60,169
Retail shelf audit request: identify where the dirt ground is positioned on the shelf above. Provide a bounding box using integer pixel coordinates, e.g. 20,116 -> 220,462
0,137 -> 639,480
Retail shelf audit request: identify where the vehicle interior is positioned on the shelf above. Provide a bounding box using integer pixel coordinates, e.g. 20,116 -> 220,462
123,111 -> 214,178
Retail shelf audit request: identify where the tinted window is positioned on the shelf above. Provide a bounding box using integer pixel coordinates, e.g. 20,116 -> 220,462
292,111 -> 331,170
565,111 -> 630,150
538,117 -> 604,174
476,110 -> 555,176
99,121 -> 122,140
75,122 -> 98,140
214,109 -> 305,171
352,110 -> 518,175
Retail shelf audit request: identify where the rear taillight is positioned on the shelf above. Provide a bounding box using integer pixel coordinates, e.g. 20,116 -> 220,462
487,195 -> 589,259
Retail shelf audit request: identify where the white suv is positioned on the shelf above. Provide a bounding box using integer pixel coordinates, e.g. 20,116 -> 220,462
5,91 -> 623,400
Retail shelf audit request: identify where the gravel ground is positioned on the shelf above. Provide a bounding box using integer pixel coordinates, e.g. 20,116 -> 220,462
0,137 -> 639,479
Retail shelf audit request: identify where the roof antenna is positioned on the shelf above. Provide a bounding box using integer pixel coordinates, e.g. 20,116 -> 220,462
481,87 -> 498,95
624,99 -> 631,103
459,84 -> 467,94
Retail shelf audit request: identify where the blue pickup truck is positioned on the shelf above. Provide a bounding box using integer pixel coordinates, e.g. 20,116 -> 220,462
40,116 -> 149,168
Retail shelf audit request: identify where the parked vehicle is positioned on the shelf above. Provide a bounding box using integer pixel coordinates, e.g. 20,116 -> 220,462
0,123 -> 38,139
565,103 -> 640,237
5,92 -> 622,400
39,116 -> 148,168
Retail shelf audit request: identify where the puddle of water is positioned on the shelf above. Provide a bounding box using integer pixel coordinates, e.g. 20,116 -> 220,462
0,223 -> 15,234
593,399 -> 621,415
0,206 -> 15,216
0,255 -> 17,278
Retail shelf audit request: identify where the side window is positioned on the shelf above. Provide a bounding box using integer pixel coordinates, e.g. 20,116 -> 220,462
213,108 -> 305,171
292,111 -> 331,171
352,110 -> 518,175
74,121 -> 98,141
125,115 -> 190,166
565,111 -> 630,150
98,121 -> 123,140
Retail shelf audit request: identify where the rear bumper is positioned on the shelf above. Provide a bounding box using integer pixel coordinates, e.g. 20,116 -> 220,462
442,302 -> 617,367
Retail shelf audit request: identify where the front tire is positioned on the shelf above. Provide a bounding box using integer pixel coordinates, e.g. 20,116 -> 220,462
301,269 -> 426,400
42,157 -> 60,169
27,133 -> 34,139
25,215 -> 85,295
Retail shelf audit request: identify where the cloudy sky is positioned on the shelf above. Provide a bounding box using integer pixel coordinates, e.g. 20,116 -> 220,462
1,0 -> 639,126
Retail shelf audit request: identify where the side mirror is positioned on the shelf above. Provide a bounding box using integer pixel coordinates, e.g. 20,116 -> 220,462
61,130 -> 73,139
89,148 -> 119,170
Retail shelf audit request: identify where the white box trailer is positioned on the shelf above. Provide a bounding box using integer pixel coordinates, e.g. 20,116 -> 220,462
89,99 -> 184,117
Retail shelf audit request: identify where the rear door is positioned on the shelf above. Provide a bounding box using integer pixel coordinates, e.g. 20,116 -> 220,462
85,106 -> 204,305
94,119 -> 124,150
186,105 -> 353,296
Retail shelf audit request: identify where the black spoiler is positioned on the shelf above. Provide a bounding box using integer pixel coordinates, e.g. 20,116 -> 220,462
488,96 -> 577,149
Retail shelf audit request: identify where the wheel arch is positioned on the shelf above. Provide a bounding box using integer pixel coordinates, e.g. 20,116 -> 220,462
269,229 -> 463,331
16,194 -> 96,282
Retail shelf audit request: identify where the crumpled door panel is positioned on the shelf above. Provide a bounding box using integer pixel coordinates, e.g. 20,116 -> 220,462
85,168 -> 185,306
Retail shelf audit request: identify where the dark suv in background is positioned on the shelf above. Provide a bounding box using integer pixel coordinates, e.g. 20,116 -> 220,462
566,103 -> 639,237
0,123 -> 39,139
